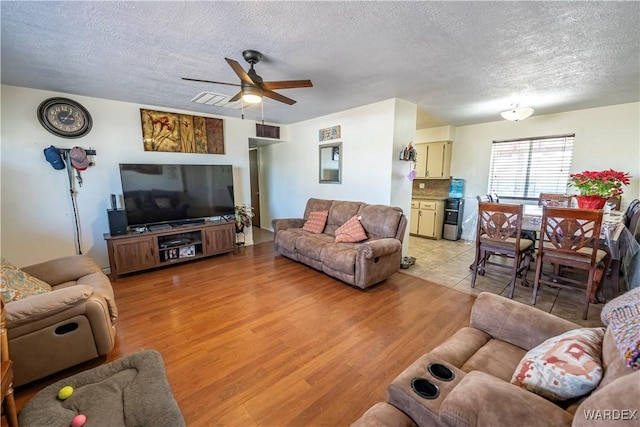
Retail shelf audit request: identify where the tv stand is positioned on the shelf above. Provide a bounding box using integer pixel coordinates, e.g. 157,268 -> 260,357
170,218 -> 205,227
148,224 -> 172,232
104,219 -> 235,280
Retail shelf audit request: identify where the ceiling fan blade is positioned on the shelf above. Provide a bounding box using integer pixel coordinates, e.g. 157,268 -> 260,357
229,91 -> 242,102
225,58 -> 255,85
261,80 -> 313,90
181,77 -> 240,87
263,89 -> 296,105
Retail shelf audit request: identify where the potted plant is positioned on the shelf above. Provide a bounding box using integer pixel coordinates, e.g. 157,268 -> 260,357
568,169 -> 631,209
234,204 -> 255,232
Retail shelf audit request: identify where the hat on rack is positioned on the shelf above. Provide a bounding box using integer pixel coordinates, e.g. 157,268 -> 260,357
70,146 -> 90,171
43,145 -> 65,170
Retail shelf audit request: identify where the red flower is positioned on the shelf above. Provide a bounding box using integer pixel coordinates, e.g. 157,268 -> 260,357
569,169 -> 631,197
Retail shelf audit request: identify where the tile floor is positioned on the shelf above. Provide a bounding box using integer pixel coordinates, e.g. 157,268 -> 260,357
248,227 -> 607,327
405,236 -> 609,327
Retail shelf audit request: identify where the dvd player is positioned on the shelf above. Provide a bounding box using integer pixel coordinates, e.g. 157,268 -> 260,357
160,237 -> 192,248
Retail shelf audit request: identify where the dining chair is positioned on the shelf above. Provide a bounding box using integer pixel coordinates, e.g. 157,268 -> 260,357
624,199 -> 640,231
531,207 -> 609,320
606,196 -> 621,211
538,193 -> 572,207
471,203 -> 534,298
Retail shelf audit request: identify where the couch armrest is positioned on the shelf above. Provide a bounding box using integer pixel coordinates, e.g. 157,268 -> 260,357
573,371 -> 640,427
77,272 -> 118,321
272,218 -> 305,234
441,371 -> 573,427
471,292 -> 580,351
359,238 -> 402,259
5,285 -> 93,329
21,255 -> 103,286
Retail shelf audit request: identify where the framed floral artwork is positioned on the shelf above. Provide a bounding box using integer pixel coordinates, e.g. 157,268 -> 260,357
140,109 -> 224,154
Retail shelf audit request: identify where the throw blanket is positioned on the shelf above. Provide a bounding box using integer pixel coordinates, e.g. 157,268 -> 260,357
601,288 -> 640,369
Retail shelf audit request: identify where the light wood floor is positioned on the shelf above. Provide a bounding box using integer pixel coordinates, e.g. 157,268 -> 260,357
11,242 -> 476,426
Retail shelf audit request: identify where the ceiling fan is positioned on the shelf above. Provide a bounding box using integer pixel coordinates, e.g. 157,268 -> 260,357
182,50 -> 313,105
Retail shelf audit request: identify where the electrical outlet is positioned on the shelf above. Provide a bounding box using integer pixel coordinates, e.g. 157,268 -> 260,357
419,183 -> 425,189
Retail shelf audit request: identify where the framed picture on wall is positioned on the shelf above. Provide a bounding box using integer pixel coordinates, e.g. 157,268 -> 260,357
140,109 -> 225,154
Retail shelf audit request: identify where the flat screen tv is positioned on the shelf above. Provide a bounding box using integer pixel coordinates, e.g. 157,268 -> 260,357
119,163 -> 235,228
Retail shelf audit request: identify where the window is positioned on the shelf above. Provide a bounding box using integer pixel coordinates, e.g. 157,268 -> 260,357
488,134 -> 574,199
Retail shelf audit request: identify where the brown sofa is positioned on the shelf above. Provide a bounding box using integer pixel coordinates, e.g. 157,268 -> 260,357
352,292 -> 639,427
5,255 -> 117,386
272,198 -> 407,289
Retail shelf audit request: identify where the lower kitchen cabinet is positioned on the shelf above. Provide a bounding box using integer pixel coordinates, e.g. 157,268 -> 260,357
410,200 -> 445,239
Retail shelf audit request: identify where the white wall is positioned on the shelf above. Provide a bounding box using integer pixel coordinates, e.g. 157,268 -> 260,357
415,125 -> 456,143
390,99 -> 418,254
448,102 -> 640,239
260,99 -> 415,233
1,85 -> 257,268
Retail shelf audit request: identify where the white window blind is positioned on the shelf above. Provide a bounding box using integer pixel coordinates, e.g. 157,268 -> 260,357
488,134 -> 574,199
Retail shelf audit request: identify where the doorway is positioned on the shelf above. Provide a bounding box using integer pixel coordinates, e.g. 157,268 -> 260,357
249,148 -> 261,228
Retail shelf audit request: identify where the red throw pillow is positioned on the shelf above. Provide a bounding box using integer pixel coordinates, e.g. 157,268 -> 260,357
335,215 -> 368,243
303,211 -> 329,234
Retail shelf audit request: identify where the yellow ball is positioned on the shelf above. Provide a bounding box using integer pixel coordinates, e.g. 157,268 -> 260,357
57,385 -> 74,400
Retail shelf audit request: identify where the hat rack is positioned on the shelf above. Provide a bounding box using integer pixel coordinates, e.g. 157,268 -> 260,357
50,146 -> 96,256
57,147 -> 97,156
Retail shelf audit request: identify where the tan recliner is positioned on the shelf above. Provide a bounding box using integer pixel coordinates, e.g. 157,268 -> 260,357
4,255 -> 117,386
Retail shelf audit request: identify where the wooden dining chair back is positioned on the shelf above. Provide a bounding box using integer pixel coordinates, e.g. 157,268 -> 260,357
538,193 -> 572,207
471,203 -> 534,298
531,207 -> 609,320
606,196 -> 621,211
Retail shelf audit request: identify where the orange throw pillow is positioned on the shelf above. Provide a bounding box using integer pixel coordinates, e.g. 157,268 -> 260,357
303,211 -> 329,234
335,215 -> 368,243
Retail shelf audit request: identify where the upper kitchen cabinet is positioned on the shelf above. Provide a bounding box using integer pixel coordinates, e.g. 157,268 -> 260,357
414,141 -> 452,179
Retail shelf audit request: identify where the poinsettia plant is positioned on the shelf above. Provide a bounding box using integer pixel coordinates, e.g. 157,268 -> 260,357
568,169 -> 631,197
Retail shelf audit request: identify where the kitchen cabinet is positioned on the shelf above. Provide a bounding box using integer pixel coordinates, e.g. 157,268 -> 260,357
414,141 -> 452,179
410,200 -> 445,239
410,201 -> 420,234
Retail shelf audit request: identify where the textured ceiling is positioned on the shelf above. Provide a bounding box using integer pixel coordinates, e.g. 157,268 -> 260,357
2,1 -> 639,128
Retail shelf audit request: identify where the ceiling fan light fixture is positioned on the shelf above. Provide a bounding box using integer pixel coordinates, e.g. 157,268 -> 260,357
501,105 -> 534,122
242,86 -> 263,104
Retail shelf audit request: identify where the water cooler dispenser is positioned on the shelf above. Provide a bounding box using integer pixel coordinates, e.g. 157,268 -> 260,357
443,179 -> 464,241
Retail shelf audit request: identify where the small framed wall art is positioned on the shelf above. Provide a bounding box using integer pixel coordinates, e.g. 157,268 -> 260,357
319,125 -> 341,142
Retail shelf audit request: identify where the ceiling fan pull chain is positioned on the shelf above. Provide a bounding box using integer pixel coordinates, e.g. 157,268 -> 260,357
261,102 -> 264,125
241,99 -> 245,120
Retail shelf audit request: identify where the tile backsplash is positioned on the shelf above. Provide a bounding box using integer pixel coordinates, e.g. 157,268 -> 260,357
412,178 -> 450,199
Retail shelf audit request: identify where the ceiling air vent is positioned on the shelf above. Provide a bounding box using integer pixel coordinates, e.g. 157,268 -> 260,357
191,91 -> 243,109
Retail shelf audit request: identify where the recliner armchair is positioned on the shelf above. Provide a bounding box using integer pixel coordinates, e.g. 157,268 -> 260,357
4,255 -> 117,386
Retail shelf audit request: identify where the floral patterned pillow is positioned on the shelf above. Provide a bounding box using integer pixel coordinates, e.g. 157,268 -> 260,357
511,327 -> 605,401
601,288 -> 640,369
1,258 -> 52,302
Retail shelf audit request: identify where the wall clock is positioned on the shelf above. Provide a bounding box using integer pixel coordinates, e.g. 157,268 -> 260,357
37,97 -> 92,138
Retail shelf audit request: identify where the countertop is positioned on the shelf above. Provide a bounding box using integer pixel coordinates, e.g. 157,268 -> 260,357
412,196 -> 448,201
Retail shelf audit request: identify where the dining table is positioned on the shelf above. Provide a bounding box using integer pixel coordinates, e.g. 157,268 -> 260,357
521,205 -> 640,295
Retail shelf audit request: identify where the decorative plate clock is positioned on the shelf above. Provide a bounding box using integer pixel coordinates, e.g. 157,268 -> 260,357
37,97 -> 92,138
